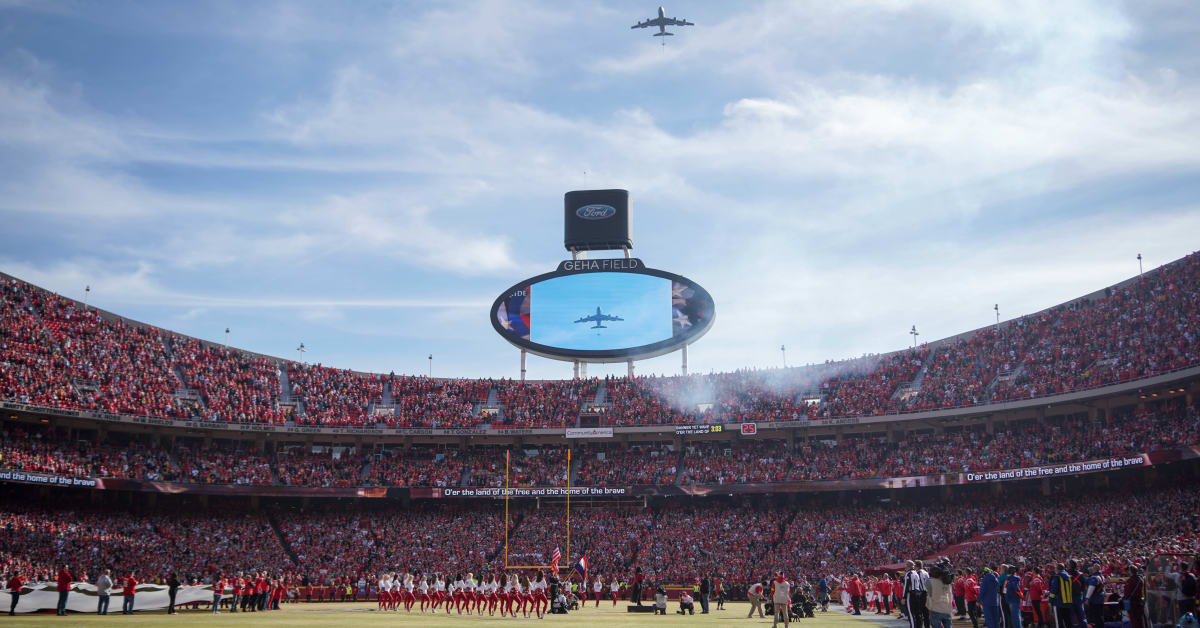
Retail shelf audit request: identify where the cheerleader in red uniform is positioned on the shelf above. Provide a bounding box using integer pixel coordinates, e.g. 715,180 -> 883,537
516,574 -> 531,618
486,574 -> 501,616
502,573 -> 517,617
531,570 -> 549,619
417,574 -> 431,612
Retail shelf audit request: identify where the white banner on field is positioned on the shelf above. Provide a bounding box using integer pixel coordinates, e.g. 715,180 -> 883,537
6,582 -> 219,614
564,427 -> 613,438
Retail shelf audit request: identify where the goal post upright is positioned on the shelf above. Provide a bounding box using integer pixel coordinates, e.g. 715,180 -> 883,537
566,447 -> 571,571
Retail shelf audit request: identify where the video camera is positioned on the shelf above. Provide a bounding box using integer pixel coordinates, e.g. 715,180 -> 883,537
929,558 -> 954,586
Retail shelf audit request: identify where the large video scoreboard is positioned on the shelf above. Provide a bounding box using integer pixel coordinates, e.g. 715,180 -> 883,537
491,258 -> 715,362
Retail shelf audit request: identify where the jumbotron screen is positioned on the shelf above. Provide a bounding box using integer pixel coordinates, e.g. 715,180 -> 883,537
491,262 -> 714,361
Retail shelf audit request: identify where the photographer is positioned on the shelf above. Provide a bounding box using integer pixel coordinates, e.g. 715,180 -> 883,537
678,589 -> 695,615
928,559 -> 956,628
747,579 -> 767,619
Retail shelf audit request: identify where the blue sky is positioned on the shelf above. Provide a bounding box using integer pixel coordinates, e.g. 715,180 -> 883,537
1,1 -> 1198,379
530,273 -> 672,351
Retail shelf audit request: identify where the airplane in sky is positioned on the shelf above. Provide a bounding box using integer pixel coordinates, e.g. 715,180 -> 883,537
631,6 -> 694,39
574,306 -> 624,329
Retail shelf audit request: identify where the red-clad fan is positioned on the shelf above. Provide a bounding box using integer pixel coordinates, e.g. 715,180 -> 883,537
121,573 -> 138,615
876,575 -> 893,614
8,571 -> 25,616
243,577 -> 256,612
231,575 -> 243,611
1027,567 -> 1047,628
964,569 -> 981,628
953,571 -> 966,617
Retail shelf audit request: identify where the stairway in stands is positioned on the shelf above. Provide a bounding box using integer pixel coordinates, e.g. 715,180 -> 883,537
265,510 -> 303,567
891,349 -> 935,402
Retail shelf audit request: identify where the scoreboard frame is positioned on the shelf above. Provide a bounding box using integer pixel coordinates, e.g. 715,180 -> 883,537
490,258 -> 715,363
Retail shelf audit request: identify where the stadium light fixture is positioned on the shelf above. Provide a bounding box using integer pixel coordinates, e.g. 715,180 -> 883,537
428,354 -> 433,377
297,342 -> 306,363
909,325 -> 919,348
1137,253 -> 1143,277
83,285 -> 90,310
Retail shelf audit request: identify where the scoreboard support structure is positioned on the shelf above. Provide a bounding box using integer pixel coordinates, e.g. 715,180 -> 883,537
492,189 -> 714,382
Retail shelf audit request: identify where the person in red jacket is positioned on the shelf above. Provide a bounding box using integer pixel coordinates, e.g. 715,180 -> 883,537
55,564 -> 72,616
243,577 -> 256,612
255,572 -> 268,611
7,570 -> 25,616
953,570 -> 967,618
121,573 -> 138,615
1027,567 -> 1047,628
231,574 -> 243,613
877,576 -> 894,615
849,574 -> 865,615
964,568 -> 981,628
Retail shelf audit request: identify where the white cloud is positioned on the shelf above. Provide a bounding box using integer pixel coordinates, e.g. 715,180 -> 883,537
2,1 -> 1200,378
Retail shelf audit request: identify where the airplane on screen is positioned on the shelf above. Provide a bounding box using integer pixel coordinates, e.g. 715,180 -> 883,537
631,6 -> 694,39
574,307 -> 624,329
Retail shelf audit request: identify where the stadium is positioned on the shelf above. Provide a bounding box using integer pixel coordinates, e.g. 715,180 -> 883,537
2,2 -> 1200,628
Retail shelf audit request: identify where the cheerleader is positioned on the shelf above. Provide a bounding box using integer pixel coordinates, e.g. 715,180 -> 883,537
610,575 -> 620,606
502,573 -> 517,617
376,573 -> 388,611
531,570 -> 549,619
516,574 -> 530,618
418,574 -> 431,613
387,573 -> 399,610
464,572 -> 478,615
403,572 -> 415,611
593,573 -> 604,607
432,573 -> 446,612
487,574 -> 501,616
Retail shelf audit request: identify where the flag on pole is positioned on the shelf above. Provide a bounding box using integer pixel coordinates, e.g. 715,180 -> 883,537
571,553 -> 588,579
550,547 -> 561,574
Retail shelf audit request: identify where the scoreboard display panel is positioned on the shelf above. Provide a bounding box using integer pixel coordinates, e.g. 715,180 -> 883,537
492,258 -> 715,362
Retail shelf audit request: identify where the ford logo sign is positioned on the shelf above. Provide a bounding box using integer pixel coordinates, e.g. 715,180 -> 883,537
576,204 -> 616,220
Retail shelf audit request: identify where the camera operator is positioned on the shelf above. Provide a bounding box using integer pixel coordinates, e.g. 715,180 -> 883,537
904,560 -> 932,628
928,559 -> 956,628
677,589 -> 695,615
747,579 -> 767,619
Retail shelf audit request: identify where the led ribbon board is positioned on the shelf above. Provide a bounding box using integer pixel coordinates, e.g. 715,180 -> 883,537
491,258 -> 715,362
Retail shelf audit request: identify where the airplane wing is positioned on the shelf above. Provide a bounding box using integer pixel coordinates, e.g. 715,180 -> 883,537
574,317 -> 590,324
631,17 -> 666,29
667,18 -> 693,26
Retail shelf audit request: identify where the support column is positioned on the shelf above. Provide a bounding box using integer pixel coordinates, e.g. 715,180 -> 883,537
573,361 -> 580,379
681,345 -> 688,376
627,359 -> 634,378
520,350 -> 527,383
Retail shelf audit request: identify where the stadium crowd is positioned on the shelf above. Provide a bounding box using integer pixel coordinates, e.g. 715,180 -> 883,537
2,252 -> 1199,429
2,399 -> 1195,488
5,484 -> 1192,602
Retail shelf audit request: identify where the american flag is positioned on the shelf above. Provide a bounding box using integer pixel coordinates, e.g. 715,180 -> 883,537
550,547 -> 561,574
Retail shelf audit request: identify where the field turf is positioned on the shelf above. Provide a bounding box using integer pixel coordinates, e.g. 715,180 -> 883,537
1,601 -> 891,628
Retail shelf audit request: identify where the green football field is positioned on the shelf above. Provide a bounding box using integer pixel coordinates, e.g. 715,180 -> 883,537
1,601 -> 889,628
